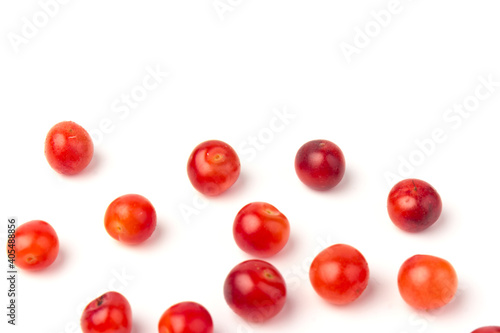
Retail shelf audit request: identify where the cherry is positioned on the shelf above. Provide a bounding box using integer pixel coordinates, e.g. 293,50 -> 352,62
387,178 -> 442,232
81,291 -> 132,333
295,139 -> 345,190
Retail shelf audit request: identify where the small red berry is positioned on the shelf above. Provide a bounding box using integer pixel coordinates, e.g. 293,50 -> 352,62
45,121 -> 94,175
388,178 -> 442,232
295,139 -> 345,190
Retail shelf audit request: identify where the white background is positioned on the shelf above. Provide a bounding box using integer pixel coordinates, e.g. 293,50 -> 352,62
1,0 -> 500,332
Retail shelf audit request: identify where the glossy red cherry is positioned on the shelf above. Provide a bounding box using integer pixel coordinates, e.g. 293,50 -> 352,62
387,178 -> 442,232
45,121 -> 94,175
295,139 -> 345,190
8,220 -> 59,271
233,202 -> 290,257
81,291 -> 132,333
104,194 -> 157,245
158,301 -> 213,333
398,254 -> 458,310
187,140 -> 240,196
224,259 -> 286,322
309,244 -> 369,305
